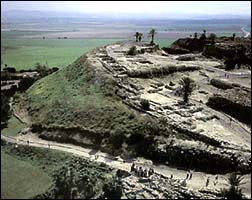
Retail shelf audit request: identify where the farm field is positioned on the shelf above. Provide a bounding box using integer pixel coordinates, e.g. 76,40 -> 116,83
1,28 -> 178,70
1,37 -> 126,70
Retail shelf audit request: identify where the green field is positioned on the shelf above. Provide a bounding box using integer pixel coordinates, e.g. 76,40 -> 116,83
1,38 -> 125,70
1,116 -> 27,137
1,30 -> 175,70
1,141 -> 75,199
1,150 -> 52,199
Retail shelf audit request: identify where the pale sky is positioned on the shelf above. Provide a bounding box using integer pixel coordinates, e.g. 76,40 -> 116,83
2,1 -> 251,16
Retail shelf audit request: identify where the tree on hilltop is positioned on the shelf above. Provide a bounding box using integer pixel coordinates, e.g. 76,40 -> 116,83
149,29 -> 157,44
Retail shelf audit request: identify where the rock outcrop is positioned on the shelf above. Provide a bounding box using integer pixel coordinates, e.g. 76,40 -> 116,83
207,88 -> 251,125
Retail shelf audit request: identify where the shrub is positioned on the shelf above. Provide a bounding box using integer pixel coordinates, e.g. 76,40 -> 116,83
127,46 -> 137,56
220,173 -> 245,199
1,93 -> 11,123
208,33 -> 217,42
224,57 -> 236,71
18,77 -> 37,92
103,177 -> 123,199
3,67 -> 16,73
127,132 -> 144,145
140,99 -> 150,110
35,63 -> 48,76
109,128 -> 126,148
179,77 -> 196,103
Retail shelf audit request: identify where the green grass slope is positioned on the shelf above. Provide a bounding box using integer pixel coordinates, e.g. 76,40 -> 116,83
1,150 -> 52,199
17,50 -> 164,148
1,116 -> 27,137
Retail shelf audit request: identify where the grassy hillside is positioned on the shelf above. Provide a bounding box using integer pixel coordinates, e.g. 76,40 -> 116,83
16,51 -> 164,149
1,116 -> 27,137
1,150 -> 52,199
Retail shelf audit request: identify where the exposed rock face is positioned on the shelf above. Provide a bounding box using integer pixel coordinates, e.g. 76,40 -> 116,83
203,38 -> 251,66
163,36 -> 251,68
170,38 -> 208,52
210,78 -> 234,90
207,88 -> 251,125
162,47 -> 190,54
127,65 -> 199,78
162,38 -> 211,54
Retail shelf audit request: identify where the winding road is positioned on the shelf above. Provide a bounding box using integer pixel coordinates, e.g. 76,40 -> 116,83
1,132 -> 251,198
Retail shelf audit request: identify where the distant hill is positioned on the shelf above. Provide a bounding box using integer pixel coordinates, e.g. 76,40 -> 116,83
2,9 -> 251,24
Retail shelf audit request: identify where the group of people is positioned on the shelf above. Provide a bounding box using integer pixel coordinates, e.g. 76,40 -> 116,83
206,175 -> 219,187
130,163 -> 155,178
224,73 -> 230,78
185,169 -> 194,181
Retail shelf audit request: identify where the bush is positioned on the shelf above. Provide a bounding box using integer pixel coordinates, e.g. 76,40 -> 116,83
109,128 -> 126,148
103,177 -> 123,199
208,33 -> 217,41
140,99 -> 150,110
208,33 -> 217,44
220,173 -> 245,199
3,67 -> 16,73
1,93 -> 11,123
18,77 -> 37,92
224,57 -> 236,71
35,62 -> 48,77
140,49 -> 145,54
127,132 -> 145,145
128,46 -> 137,56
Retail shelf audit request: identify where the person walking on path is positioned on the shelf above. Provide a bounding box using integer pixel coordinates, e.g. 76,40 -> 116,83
135,166 -> 139,175
131,163 -> 135,173
138,167 -> 143,177
206,176 -> 210,188
214,175 -> 218,186
144,168 -> 148,177
185,171 -> 190,180
189,169 -> 194,180
149,168 -> 154,176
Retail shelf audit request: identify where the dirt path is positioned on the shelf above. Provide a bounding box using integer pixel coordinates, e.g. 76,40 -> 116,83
1,133 -> 251,198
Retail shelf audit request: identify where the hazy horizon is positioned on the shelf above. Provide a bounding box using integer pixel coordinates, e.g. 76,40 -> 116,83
2,1 -> 251,19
